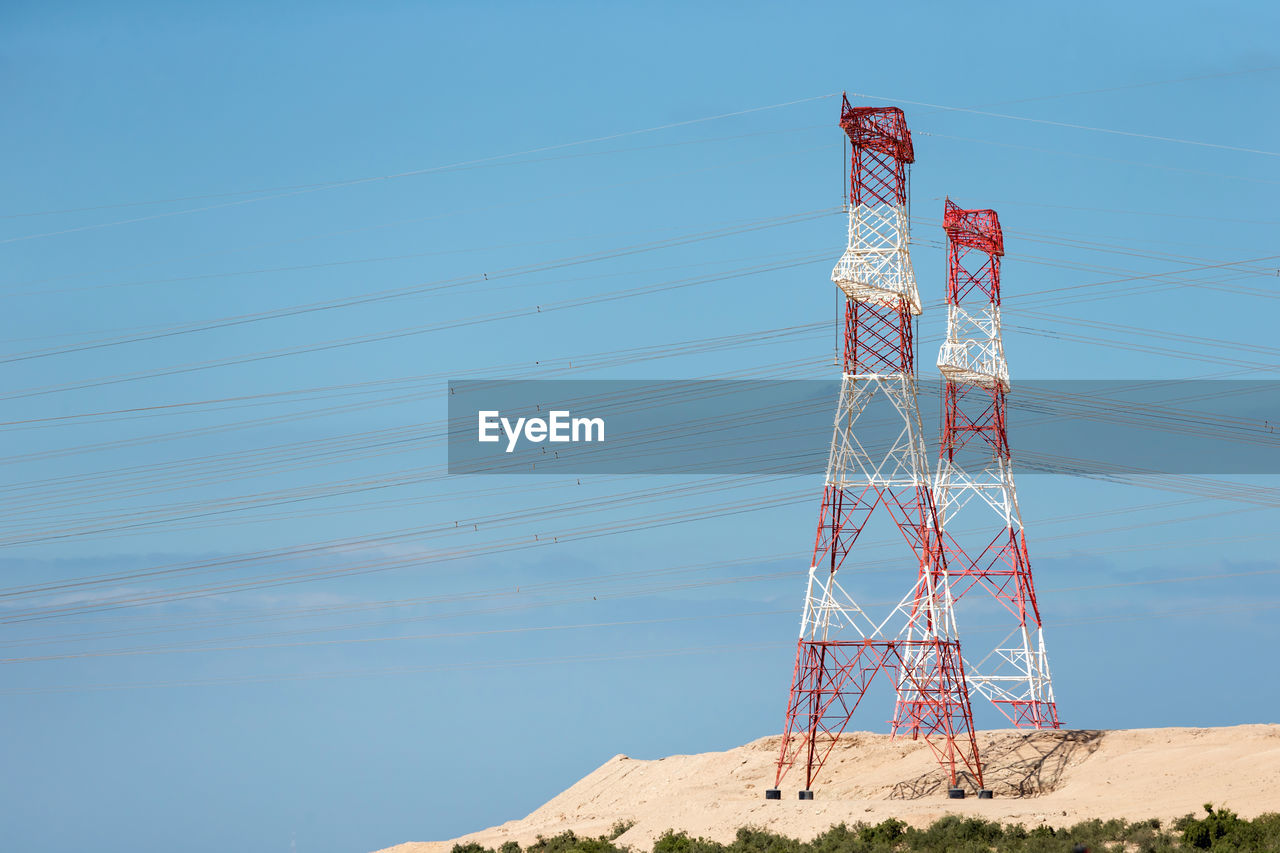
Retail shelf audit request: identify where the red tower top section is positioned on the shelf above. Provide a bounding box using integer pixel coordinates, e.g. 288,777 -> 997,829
943,198 -> 1003,305
943,199 -> 1004,256
840,94 -> 913,207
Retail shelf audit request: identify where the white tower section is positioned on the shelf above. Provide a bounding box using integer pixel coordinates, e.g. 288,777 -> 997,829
937,301 -> 1008,389
831,203 -> 922,314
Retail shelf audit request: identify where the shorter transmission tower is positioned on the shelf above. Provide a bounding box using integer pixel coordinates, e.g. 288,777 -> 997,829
933,199 -> 1059,728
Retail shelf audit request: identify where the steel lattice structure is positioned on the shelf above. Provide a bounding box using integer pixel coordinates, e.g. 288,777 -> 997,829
768,97 -> 985,799
933,199 -> 1060,729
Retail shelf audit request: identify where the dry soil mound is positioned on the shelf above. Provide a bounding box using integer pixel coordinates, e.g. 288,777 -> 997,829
376,725 -> 1280,853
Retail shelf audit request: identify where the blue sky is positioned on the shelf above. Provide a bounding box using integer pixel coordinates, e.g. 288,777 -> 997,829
1,2 -> 1278,852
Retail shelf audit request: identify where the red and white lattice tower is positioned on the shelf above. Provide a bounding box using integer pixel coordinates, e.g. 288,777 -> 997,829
932,199 -> 1060,729
767,97 -> 986,800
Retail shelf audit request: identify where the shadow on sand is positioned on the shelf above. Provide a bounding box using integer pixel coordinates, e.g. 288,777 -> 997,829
888,729 -> 1106,799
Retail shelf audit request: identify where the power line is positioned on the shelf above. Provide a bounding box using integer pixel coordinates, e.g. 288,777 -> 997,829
848,90 -> 1280,157
0,94 -> 838,243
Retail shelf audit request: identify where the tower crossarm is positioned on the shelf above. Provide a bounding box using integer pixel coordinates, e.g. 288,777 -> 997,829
832,97 -> 921,316
937,199 -> 1008,390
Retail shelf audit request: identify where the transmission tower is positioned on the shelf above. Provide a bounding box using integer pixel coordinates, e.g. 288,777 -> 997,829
932,198 -> 1060,729
767,96 -> 986,801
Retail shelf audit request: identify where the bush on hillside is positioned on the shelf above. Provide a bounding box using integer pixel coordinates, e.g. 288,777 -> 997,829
449,810 -> 1280,853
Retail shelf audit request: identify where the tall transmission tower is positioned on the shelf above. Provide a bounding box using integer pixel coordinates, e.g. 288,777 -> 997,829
767,96 -> 986,801
932,199 -> 1060,729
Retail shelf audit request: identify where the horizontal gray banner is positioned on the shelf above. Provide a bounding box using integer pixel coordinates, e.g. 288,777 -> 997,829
447,379 -> 1280,475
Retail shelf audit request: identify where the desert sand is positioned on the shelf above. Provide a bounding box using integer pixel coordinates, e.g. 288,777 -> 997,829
378,726 -> 1280,853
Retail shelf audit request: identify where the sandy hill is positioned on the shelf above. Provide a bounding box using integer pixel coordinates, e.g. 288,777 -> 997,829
378,726 -> 1280,853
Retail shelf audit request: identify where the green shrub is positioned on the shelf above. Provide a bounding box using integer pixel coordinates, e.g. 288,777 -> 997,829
653,830 -> 724,853
523,832 -> 623,853
727,826 -> 805,853
478,809 -> 1280,853
452,843 -> 493,853
1174,804 -> 1280,852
